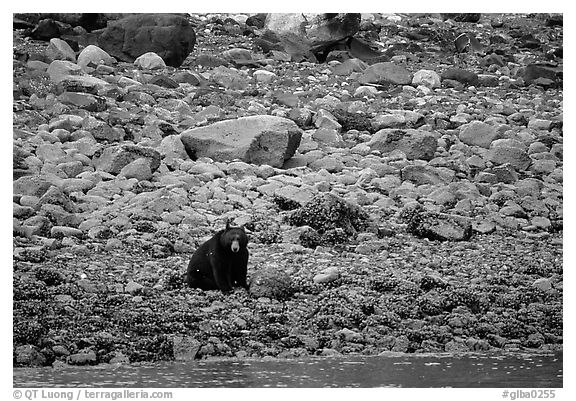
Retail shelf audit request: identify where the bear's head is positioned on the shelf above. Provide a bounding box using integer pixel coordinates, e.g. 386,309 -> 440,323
221,222 -> 248,253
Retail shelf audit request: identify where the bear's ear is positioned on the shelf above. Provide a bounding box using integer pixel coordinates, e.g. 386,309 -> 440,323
225,218 -> 231,230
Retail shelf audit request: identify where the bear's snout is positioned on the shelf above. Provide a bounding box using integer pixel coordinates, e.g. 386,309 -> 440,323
230,240 -> 240,252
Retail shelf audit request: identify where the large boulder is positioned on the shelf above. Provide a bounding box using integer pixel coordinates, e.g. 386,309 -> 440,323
97,13 -> 196,67
180,116 -> 302,168
367,129 -> 438,161
262,13 -> 361,62
249,265 -> 294,300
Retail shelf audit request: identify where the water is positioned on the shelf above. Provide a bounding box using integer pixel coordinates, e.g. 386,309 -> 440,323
14,352 -> 562,388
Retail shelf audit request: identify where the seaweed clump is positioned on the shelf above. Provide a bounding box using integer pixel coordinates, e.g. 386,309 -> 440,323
288,193 -> 371,246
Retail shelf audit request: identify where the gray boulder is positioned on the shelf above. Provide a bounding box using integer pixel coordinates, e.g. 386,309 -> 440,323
358,62 -> 413,86
401,165 -> 451,185
263,13 -> 361,62
180,115 -> 302,168
486,146 -> 531,170
368,129 -> 438,161
97,13 -> 196,67
459,121 -> 500,148
249,265 -> 294,300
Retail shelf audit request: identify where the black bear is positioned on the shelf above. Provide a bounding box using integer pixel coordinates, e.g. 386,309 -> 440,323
186,221 -> 249,292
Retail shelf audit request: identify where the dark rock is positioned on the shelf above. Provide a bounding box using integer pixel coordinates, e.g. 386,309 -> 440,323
98,13 -> 196,67
546,14 -> 563,27
93,144 -> 161,175
31,19 -> 61,40
441,68 -> 479,86
13,17 -> 36,30
367,129 -> 438,161
520,63 -> 560,85
246,13 -> 267,29
400,204 -> 472,241
180,115 -> 302,168
442,13 -> 481,23
191,54 -> 230,68
517,34 -> 541,49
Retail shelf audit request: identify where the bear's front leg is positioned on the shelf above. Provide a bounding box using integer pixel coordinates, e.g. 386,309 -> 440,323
210,255 -> 233,292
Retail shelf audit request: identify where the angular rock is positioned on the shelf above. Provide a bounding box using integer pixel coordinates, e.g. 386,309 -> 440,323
38,186 -> 77,213
82,117 -> 124,142
486,147 -> 531,170
98,13 -> 196,67
13,175 -> 54,197
35,143 -> 67,163
367,129 -> 438,161
459,121 -> 500,148
125,280 -> 144,294
45,38 -> 76,62
93,144 -> 161,175
180,115 -> 302,168
309,156 -> 345,172
58,92 -> 106,112
119,158 -> 154,181
274,185 -> 316,206
158,135 -> 188,162
402,165 -> 450,185
46,60 -> 83,83
211,66 -> 248,90
332,58 -> 368,76
358,62 -> 413,86
173,336 -> 201,361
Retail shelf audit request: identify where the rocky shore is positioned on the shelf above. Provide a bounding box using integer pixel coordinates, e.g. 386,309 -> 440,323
13,13 -> 562,367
